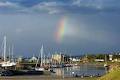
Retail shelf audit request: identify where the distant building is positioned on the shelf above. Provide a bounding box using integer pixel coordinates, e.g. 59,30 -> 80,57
52,53 -> 64,64
82,55 -> 89,63
17,56 -> 23,63
29,55 -> 37,62
71,58 -> 81,62
109,55 -> 113,61
94,59 -> 104,62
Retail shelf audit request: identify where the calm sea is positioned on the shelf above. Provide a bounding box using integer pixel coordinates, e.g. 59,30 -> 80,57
52,64 -> 106,77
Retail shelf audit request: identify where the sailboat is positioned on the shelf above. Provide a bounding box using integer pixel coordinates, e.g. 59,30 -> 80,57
104,54 -> 108,67
1,36 -> 16,67
35,45 -> 45,71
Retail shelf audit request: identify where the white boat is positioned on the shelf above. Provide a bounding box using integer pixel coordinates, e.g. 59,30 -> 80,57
104,54 -> 108,67
35,45 -> 45,71
1,36 -> 16,67
1,61 -> 16,67
104,63 -> 108,67
35,67 -> 44,71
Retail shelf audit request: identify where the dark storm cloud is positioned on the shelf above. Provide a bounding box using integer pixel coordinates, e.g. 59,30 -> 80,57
0,0 -> 120,14
0,0 -> 120,56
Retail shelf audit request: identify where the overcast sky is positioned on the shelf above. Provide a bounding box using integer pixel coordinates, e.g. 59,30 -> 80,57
0,0 -> 120,57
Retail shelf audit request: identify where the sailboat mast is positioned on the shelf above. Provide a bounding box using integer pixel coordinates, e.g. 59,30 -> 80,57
105,54 -> 107,64
11,45 -> 14,61
3,36 -> 7,62
1,41 -> 4,59
44,54 -> 45,66
35,53 -> 40,68
9,46 -> 11,61
40,45 -> 43,67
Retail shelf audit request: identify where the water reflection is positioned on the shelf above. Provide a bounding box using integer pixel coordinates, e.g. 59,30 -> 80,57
52,64 -> 106,77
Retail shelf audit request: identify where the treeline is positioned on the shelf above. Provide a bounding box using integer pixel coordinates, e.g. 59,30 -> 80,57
83,53 -> 120,62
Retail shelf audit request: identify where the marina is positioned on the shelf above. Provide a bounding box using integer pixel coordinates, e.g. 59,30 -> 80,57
0,64 -> 106,77
0,64 -> 105,80
0,36 -> 109,79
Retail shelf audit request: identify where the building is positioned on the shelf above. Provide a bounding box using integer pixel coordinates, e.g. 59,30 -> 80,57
109,55 -> 113,61
52,53 -> 64,64
29,55 -> 37,62
94,59 -> 104,62
17,56 -> 23,63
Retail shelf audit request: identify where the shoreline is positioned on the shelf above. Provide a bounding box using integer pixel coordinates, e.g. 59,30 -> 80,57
0,75 -> 98,80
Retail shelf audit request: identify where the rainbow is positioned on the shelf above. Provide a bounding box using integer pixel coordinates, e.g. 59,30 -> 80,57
55,17 -> 67,43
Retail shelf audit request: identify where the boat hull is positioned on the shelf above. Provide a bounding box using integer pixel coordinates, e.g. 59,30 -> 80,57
0,70 -> 44,76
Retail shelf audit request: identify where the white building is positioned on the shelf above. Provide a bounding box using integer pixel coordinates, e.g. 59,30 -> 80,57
109,55 -> 113,61
29,55 -> 37,62
94,59 -> 104,62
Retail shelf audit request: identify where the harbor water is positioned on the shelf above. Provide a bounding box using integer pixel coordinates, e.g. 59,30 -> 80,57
0,64 -> 106,80
52,64 -> 106,77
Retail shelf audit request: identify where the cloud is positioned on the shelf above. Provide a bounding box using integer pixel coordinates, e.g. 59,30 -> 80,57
72,0 -> 103,9
72,0 -> 82,7
0,0 -> 120,14
0,1 -> 26,13
30,0 -> 120,14
72,0 -> 120,10
0,1 -> 18,8
31,1 -> 65,14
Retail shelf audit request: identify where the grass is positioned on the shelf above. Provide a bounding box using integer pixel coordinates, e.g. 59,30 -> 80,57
98,67 -> 120,80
